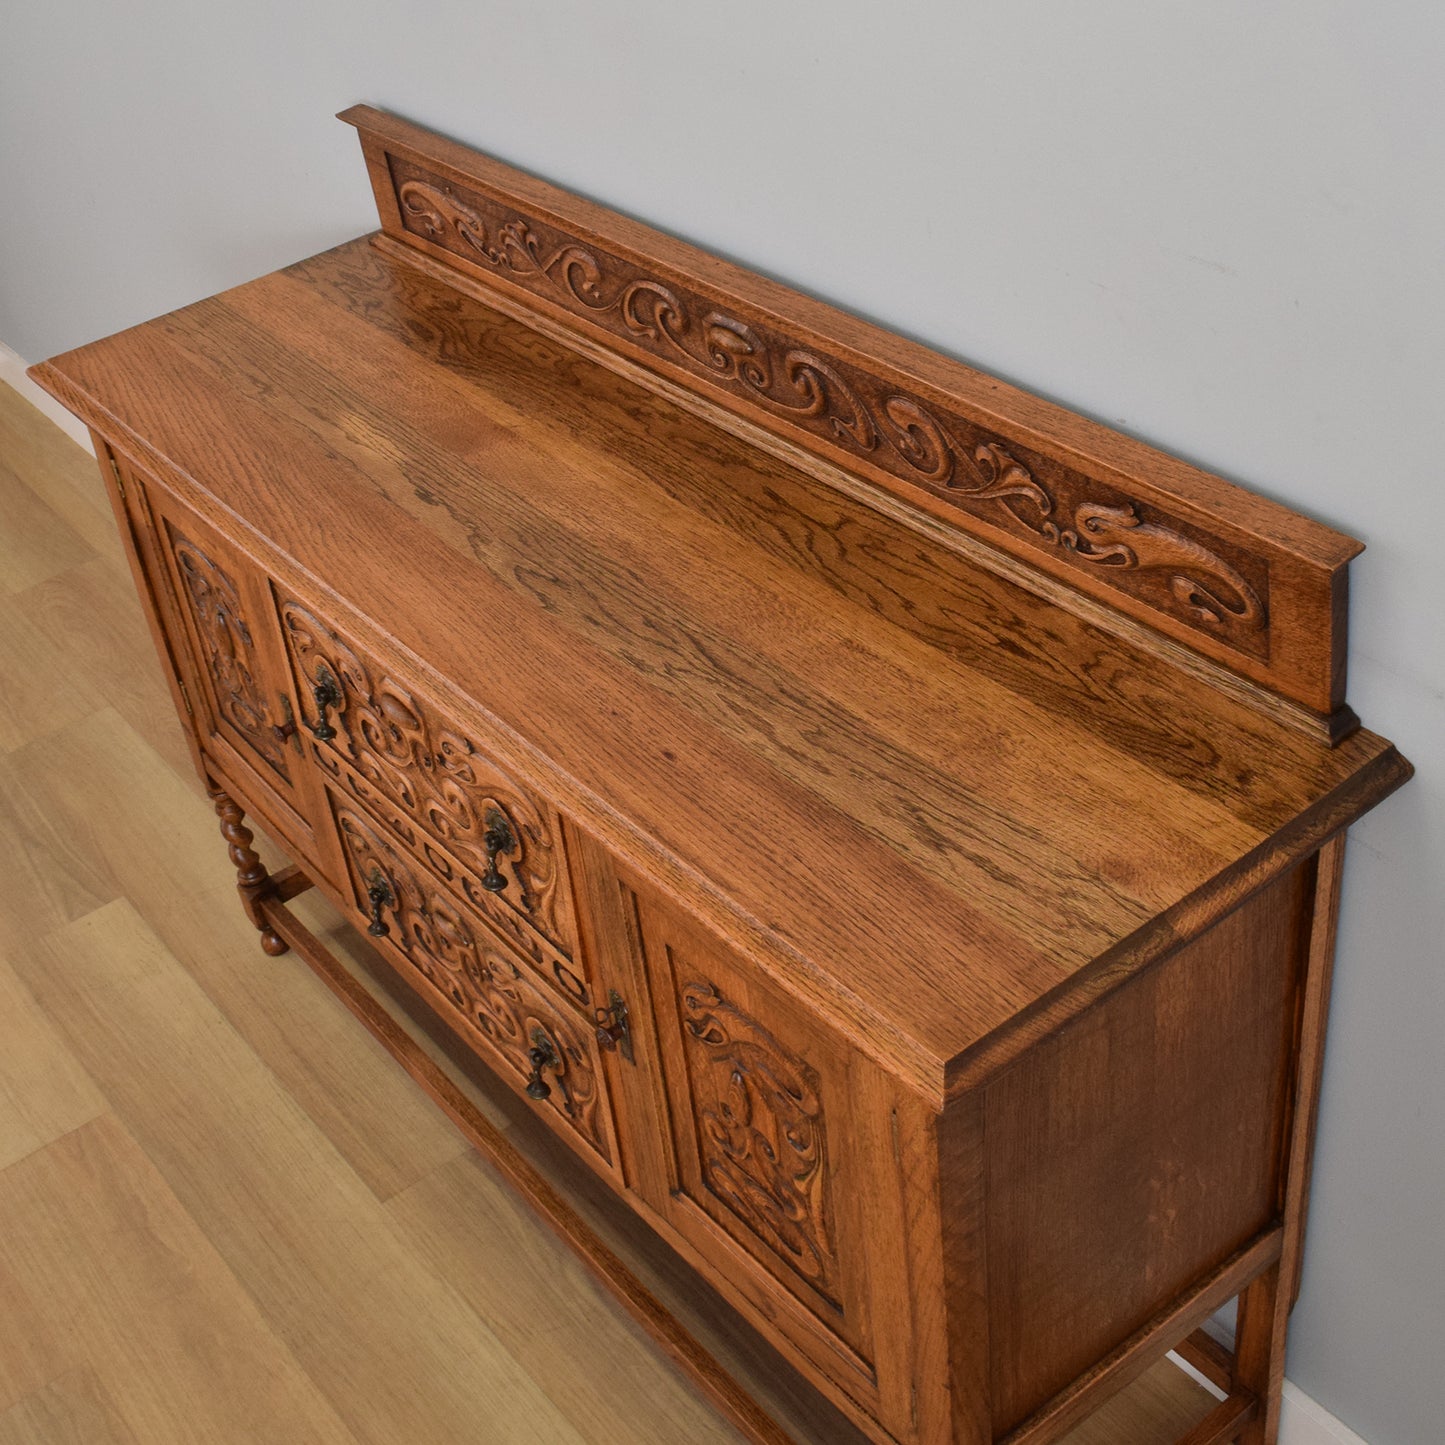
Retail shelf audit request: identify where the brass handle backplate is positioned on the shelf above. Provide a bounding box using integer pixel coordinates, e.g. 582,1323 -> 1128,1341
308,666 -> 343,742
524,1028 -> 574,1115
365,869 -> 395,938
524,1029 -> 560,1101
480,806 -> 516,893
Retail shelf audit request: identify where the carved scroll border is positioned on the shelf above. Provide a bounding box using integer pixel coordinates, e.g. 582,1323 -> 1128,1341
383,154 -> 1271,661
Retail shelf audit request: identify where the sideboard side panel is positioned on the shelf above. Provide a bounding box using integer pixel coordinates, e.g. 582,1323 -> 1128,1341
86,432 -> 210,787
981,862 -> 1313,1434
936,1092 -> 992,1445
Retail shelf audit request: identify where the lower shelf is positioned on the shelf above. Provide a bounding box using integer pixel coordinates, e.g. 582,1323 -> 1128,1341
262,871 -> 1236,1445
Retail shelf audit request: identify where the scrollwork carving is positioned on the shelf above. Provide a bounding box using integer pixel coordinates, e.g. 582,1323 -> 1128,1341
337,808 -> 606,1156
680,980 -> 838,1302
1044,503 -> 1264,629
169,532 -> 292,780
392,166 -> 1270,651
958,453 -> 1265,630
281,601 -> 574,954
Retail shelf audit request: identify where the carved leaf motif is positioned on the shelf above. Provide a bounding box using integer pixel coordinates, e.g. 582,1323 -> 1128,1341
619,280 -> 685,342
280,601 -> 572,952
170,535 -> 290,780
1041,503 -> 1264,629
960,441 -> 1054,515
393,167 -> 1271,650
680,981 -> 837,1301
337,809 -> 606,1155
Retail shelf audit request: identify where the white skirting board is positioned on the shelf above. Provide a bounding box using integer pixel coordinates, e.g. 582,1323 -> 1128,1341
1279,1383 -> 1372,1445
0,352 -> 1373,1445
0,339 -> 95,453
1173,1345 -> 1372,1445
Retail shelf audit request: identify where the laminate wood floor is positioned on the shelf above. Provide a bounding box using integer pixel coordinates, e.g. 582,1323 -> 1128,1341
0,383 -> 1219,1444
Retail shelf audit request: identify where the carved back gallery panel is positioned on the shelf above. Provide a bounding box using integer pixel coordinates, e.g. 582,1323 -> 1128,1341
343,104 -> 1363,722
619,870 -> 882,1405
385,159 -> 1268,653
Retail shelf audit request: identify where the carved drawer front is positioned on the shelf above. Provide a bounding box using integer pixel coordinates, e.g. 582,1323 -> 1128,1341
332,796 -> 617,1168
622,877 -> 879,1397
317,745 -> 595,1016
277,598 -> 581,964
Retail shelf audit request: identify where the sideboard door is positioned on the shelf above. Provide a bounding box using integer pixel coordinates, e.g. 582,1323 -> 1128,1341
610,867 -> 893,1416
116,461 -> 331,864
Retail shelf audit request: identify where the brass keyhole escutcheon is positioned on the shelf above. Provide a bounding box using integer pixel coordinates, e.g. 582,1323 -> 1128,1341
594,990 -> 633,1063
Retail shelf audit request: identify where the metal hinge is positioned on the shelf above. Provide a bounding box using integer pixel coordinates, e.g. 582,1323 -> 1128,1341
108,454 -> 126,500
273,693 -> 301,752
594,990 -> 634,1063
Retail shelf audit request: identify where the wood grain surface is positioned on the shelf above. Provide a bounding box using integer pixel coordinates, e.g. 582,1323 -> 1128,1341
0,383 -> 1221,1445
28,235 -> 1410,1103
340,105 -> 1360,720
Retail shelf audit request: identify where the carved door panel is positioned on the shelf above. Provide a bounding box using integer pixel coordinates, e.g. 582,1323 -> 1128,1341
134,478 -> 328,856
618,870 -> 883,1405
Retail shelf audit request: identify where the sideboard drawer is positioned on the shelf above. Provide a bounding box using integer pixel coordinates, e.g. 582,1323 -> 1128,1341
276,596 -> 582,963
331,794 -> 619,1171
313,736 -> 596,1017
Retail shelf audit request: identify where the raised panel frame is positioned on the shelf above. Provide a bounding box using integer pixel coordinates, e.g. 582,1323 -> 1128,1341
112,461 -> 337,874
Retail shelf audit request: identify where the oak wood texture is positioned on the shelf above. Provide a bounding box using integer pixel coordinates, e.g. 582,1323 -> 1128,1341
0,388 -> 1225,1443
323,792 -> 621,1168
341,104 -> 1358,725
0,387 -> 841,1445
22,104 -> 1413,1445
1230,834 -> 1350,1445
1175,1330 -> 1236,1396
258,874 -> 798,1445
28,240 -> 1411,1106
983,862 -> 1309,1433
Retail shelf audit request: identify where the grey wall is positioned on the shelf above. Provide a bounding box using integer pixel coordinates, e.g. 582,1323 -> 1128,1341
3,4 -> 1440,1440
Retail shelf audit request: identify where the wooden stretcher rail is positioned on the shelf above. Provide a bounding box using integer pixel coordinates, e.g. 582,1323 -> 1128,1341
997,1232 -> 1281,1445
257,874 -> 803,1445
1176,1329 -> 1236,1395
1176,1394 -> 1257,1445
254,853 -> 1277,1445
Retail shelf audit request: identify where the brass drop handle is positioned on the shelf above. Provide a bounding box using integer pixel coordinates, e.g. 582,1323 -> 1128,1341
594,990 -> 633,1063
365,869 -> 395,938
307,665 -> 343,742
480,806 -> 516,893
524,1029 -> 560,1101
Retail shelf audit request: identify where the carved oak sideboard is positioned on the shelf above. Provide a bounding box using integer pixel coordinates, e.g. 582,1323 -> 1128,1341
31,105 -> 1411,1445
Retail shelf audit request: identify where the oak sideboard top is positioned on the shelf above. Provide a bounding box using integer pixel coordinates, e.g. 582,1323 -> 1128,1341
33,207 -> 1408,1104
